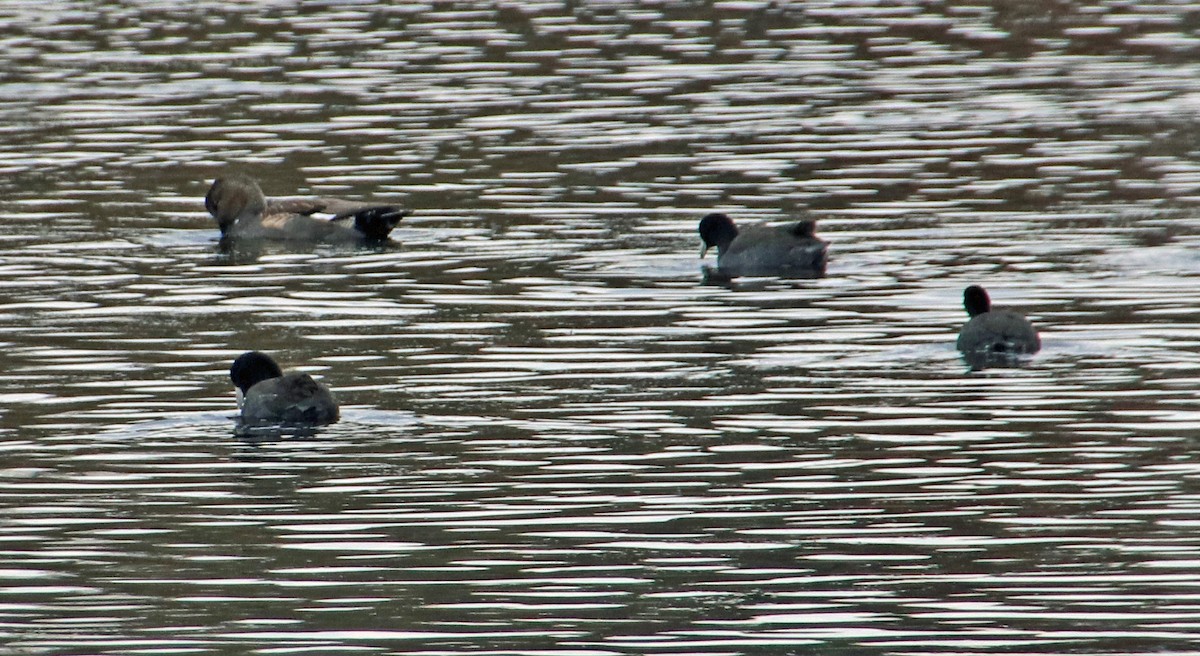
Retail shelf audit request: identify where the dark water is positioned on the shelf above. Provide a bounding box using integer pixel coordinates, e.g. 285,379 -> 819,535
3,1 -> 1200,654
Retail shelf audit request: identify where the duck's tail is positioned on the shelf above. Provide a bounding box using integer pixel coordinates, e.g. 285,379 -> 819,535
353,206 -> 409,241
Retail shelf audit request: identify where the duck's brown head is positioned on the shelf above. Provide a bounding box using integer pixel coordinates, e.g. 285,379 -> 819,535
205,174 -> 266,235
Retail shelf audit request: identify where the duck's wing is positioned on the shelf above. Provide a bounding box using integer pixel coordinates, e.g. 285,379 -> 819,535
265,197 -> 329,216
267,196 -> 403,220
320,198 -> 400,221
267,196 -> 380,218
266,197 -> 408,239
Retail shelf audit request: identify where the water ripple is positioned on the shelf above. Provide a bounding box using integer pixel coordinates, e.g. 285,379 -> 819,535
3,1 -> 1200,654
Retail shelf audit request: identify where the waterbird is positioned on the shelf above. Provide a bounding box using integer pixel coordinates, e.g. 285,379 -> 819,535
956,285 -> 1040,362
229,351 -> 339,426
205,173 -> 407,243
698,212 -> 827,277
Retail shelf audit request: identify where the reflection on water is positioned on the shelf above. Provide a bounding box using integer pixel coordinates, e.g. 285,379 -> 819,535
3,1 -> 1200,654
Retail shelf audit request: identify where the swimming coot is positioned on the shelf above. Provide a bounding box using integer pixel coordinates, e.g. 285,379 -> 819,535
229,351 -> 339,426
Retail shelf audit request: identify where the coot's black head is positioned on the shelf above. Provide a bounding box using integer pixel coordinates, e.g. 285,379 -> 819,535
963,285 -> 991,318
698,213 -> 738,257
230,351 -> 284,394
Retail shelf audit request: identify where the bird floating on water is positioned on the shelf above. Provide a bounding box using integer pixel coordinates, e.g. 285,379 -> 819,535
205,173 -> 407,243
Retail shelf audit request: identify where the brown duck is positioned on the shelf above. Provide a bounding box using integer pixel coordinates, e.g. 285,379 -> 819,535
205,173 -> 408,243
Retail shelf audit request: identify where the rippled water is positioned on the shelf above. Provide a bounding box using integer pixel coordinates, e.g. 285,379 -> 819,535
4,1 -> 1200,654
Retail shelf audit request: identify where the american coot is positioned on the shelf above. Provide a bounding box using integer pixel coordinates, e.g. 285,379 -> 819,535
229,351 -> 339,426
956,285 -> 1040,361
205,173 -> 408,243
698,213 -> 828,277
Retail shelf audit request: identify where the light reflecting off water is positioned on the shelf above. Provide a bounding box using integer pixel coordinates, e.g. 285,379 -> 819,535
4,1 -> 1200,654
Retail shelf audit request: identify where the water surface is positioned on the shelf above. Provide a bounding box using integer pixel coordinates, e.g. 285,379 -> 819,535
3,2 -> 1200,654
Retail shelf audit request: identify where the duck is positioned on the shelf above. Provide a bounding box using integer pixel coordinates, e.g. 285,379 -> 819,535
956,285 -> 1040,360
205,173 -> 408,243
229,351 -> 339,425
698,213 -> 828,277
